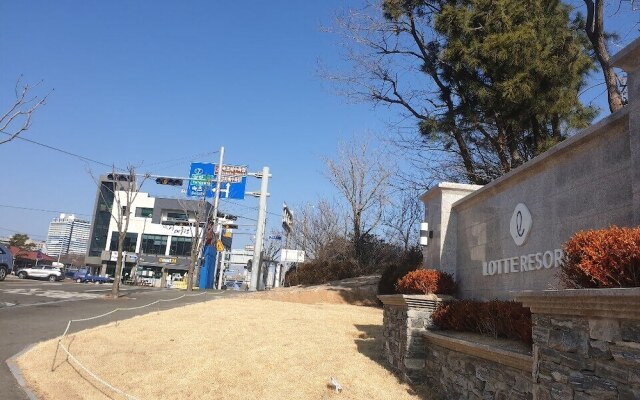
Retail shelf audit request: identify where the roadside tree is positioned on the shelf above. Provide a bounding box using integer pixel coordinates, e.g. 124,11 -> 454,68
178,192 -> 213,291
324,135 -> 393,265
383,188 -> 423,252
92,165 -> 149,298
8,233 -> 37,266
327,0 -> 595,184
290,199 -> 346,261
578,0 -> 637,112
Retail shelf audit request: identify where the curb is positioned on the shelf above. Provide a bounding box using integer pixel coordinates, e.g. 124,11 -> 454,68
6,344 -> 39,400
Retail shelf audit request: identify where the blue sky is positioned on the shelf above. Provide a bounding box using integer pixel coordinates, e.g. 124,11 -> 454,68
0,1 -> 638,248
0,0 -> 389,247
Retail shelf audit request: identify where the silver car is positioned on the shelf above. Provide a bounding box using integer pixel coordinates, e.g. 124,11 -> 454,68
0,244 -> 13,281
17,265 -> 64,282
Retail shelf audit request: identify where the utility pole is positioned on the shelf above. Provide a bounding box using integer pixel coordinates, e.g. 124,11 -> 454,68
249,166 -> 270,291
211,147 -> 225,238
204,146 -> 224,290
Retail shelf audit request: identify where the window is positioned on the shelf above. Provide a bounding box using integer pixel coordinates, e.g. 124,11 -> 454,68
136,207 -> 153,218
89,182 -> 115,256
109,232 -> 138,252
170,237 -> 192,256
166,211 -> 188,221
140,234 -> 168,255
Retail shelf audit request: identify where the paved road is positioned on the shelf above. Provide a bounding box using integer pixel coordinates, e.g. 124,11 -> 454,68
0,275 -> 232,400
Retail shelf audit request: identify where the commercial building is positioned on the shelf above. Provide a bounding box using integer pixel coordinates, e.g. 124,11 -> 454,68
85,174 -> 234,281
46,214 -> 91,257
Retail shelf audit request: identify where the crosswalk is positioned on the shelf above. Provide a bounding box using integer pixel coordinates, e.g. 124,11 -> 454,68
0,288 -> 105,302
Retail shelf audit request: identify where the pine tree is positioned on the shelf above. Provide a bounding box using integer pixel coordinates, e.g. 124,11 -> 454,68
336,0 -> 596,184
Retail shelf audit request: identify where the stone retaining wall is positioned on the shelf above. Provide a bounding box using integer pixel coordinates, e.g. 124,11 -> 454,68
379,294 -> 447,383
423,332 -> 533,399
519,288 -> 640,399
380,289 -> 640,399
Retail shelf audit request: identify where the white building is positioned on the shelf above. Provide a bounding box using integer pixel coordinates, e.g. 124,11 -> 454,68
86,181 -> 236,278
46,214 -> 91,257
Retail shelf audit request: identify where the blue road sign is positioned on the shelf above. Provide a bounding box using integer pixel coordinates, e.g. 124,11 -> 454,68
217,177 -> 247,200
187,162 -> 247,200
187,163 -> 215,198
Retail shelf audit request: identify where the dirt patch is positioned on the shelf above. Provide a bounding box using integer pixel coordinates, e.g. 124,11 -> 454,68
248,275 -> 382,306
17,296 -> 432,400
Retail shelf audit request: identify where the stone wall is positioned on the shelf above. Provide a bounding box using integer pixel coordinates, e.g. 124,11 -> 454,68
379,294 -> 446,384
419,37 -> 640,300
423,332 -> 533,399
519,288 -> 640,399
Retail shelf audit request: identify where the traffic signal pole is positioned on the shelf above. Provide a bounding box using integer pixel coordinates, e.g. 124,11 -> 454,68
249,166 -> 270,291
208,146 -> 225,289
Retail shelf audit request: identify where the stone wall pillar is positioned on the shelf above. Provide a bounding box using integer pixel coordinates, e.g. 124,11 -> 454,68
419,183 -> 482,275
378,294 -> 449,384
611,36 -> 640,226
518,288 -> 640,400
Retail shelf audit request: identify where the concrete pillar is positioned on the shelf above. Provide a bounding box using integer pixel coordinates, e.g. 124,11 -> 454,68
419,183 -> 481,275
611,36 -> 640,226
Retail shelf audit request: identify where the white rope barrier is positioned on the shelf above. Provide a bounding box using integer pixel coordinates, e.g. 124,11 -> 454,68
58,343 -> 140,400
53,291 -> 212,399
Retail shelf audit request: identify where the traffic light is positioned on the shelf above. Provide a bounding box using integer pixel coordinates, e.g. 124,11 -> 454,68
155,177 -> 183,186
217,212 -> 238,221
107,173 -> 131,182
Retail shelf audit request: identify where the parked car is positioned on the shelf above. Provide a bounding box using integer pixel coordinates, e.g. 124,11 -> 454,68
17,265 -> 64,282
64,268 -> 79,279
0,244 -> 13,281
73,268 -> 113,284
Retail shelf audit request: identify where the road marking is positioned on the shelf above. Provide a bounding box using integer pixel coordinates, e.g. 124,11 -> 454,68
0,288 -> 104,300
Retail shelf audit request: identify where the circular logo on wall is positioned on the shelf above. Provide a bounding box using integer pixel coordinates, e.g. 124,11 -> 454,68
510,203 -> 532,246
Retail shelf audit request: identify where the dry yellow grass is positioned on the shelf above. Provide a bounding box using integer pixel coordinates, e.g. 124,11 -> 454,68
17,297 -> 431,400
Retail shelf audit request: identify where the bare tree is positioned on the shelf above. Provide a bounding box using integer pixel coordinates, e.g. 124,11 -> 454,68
178,192 -> 213,291
581,0 -> 631,112
262,228 -> 283,264
91,165 -> 149,298
291,199 -> 347,261
324,135 -> 394,263
383,188 -> 423,251
1,77 -> 51,144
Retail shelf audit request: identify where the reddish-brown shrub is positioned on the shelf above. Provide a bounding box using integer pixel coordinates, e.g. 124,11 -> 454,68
283,259 -> 360,286
561,226 -> 640,289
432,300 -> 532,345
377,248 -> 423,295
394,269 -> 457,295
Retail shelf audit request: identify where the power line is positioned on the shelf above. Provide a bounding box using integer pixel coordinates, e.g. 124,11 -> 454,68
225,200 -> 282,219
0,225 -> 47,240
142,150 -> 220,174
1,131 -> 114,168
2,131 -> 225,176
0,204 -> 92,217
234,215 -> 258,222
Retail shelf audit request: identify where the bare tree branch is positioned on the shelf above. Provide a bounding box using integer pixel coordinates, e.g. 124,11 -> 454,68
0,77 -> 52,145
